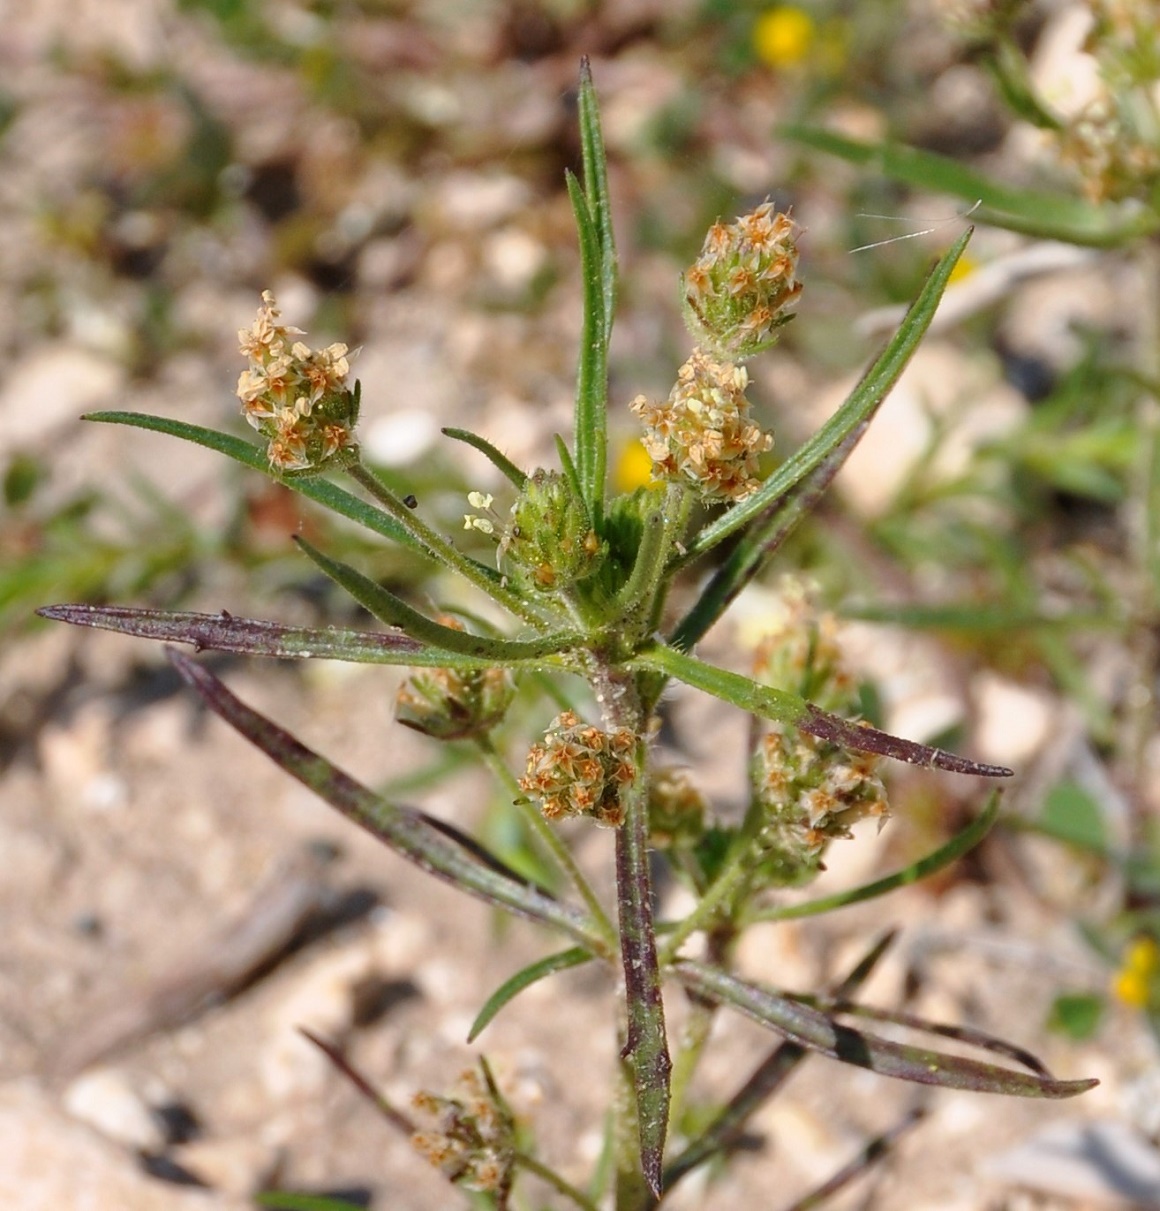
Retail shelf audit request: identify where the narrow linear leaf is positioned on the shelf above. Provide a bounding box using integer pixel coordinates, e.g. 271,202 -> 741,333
753,793 -> 1001,922
37,604 -> 564,672
578,55 -> 617,342
255,1195 -> 367,1211
841,602 -> 1116,633
780,1105 -> 928,1211
683,229 -> 972,564
780,125 -> 1159,246
612,507 -> 668,622
555,433 -> 584,502
293,537 -> 578,662
165,648 -> 608,952
802,999 -> 1049,1075
673,960 -> 1097,1098
566,168 -> 608,522
469,947 -> 593,1042
671,420 -> 866,651
632,643 -> 1013,778
83,411 -> 416,549
660,932 -> 896,1198
299,1028 -> 415,1134
615,746 -> 671,1198
418,812 -> 560,899
442,427 -> 528,489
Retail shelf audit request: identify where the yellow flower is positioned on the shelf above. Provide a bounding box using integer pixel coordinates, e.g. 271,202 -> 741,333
1112,936 -> 1160,1009
614,439 -> 656,493
753,6 -> 815,69
947,252 -> 979,285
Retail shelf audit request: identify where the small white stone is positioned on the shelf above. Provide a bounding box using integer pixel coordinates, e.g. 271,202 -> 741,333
363,409 -> 440,467
974,672 -> 1054,765
63,1068 -> 165,1151
0,1082 -> 246,1210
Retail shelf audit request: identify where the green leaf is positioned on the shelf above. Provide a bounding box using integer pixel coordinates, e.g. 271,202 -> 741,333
1037,781 -> 1107,852
1046,993 -> 1104,1041
670,412 -> 869,651
984,38 -> 1065,132
293,537 -> 579,663
468,947 -> 592,1041
752,793 -> 1001,922
632,642 -> 1013,777
682,229 -> 973,565
83,411 -> 415,550
255,1195 -> 367,1211
578,56 -> 617,344
841,601 -> 1115,633
442,426 -> 528,488
37,604 -> 567,672
567,168 -> 608,523
674,960 -> 1097,1098
780,126 -> 1160,247
164,647 -> 609,952
555,433 -> 584,502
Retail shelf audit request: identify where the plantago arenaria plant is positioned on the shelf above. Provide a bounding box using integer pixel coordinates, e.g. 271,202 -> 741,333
40,61 -> 1095,1210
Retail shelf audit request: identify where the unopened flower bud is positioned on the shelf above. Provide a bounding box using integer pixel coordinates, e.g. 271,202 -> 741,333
630,349 -> 772,503
499,470 -> 604,593
519,710 -> 637,827
682,201 -> 801,360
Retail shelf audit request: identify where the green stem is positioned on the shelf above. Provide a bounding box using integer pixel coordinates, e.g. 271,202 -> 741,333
514,1151 -> 601,1211
476,735 -> 617,952
667,996 -> 715,1135
667,929 -> 732,1128
346,460 -> 545,626
659,842 -> 752,964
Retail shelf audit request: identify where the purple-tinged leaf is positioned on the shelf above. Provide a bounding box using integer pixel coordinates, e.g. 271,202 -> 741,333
798,704 -> 1012,777
659,932 -> 897,1200
164,648 -> 608,954
37,605 -> 565,671
633,643 -> 1012,778
674,960 -> 1096,1098
781,1104 -> 928,1211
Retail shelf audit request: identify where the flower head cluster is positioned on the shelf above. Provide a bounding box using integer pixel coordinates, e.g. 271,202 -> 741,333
519,710 -> 636,827
1059,93 -> 1160,202
681,201 -> 802,360
630,349 -> 773,503
1051,0 -> 1160,202
411,1066 -> 515,1198
395,618 -> 515,741
753,721 -> 889,884
749,578 -> 887,884
235,290 -> 359,475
